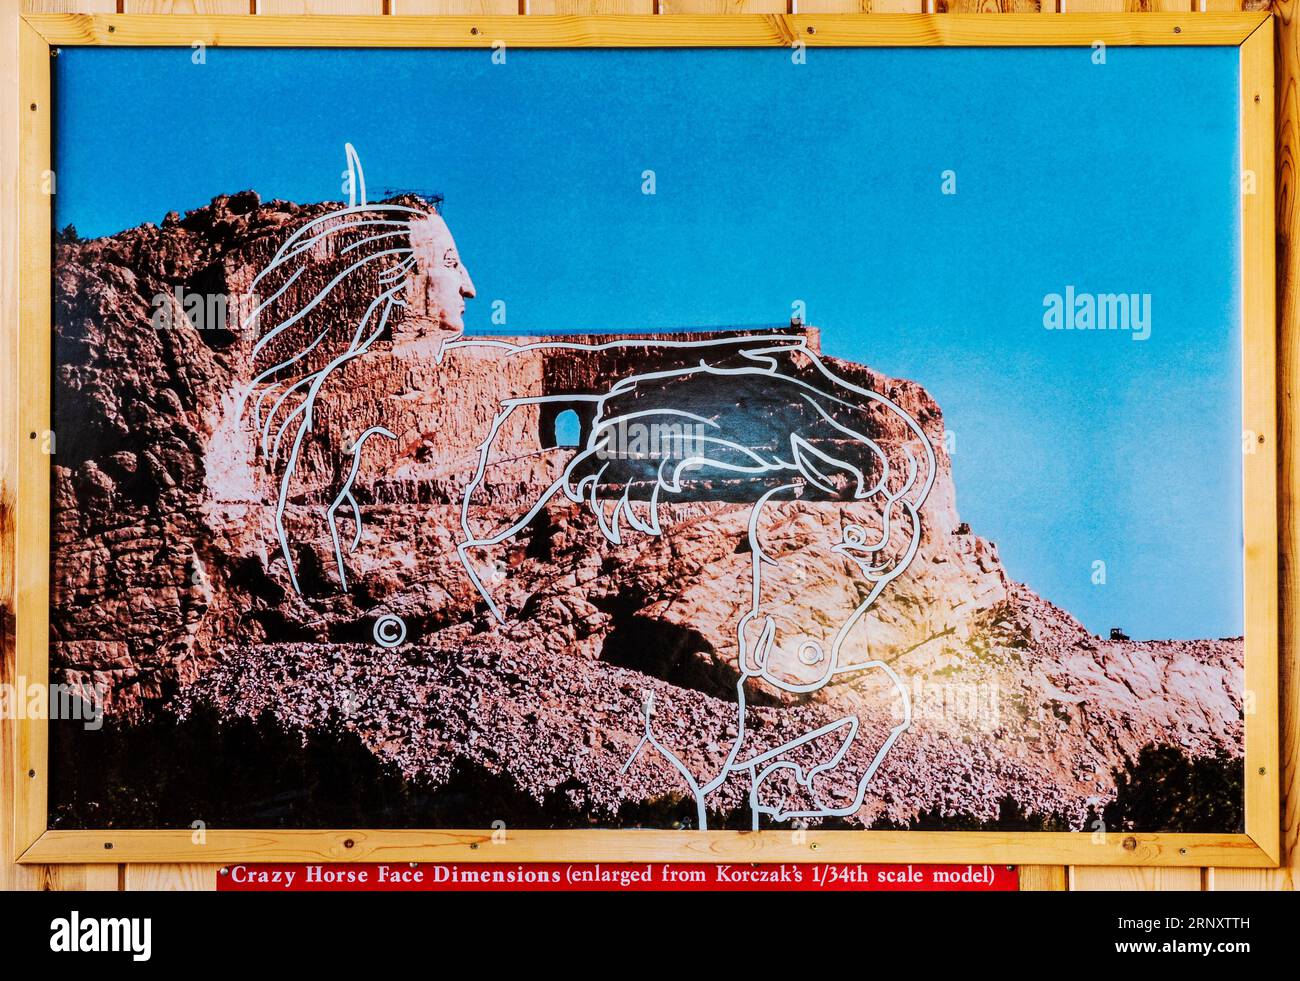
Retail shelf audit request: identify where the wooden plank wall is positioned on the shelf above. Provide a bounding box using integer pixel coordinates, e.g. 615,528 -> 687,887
2,0 -> 1295,893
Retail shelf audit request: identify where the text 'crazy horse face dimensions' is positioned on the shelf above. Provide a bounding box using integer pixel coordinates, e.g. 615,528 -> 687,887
239,146 -> 937,830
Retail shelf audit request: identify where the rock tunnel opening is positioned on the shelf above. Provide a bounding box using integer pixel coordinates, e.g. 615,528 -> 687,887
552,408 -> 581,447
538,400 -> 596,451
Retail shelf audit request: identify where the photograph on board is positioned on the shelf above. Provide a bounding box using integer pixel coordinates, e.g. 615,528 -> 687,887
46,46 -> 1245,833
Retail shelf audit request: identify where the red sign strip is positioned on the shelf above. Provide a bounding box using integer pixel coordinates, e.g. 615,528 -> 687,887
218,863 -> 1019,892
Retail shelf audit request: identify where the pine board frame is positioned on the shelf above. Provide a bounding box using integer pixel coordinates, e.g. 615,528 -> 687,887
5,11 -> 1282,872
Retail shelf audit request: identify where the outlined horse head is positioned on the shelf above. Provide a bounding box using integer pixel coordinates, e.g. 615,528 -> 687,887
548,341 -> 938,697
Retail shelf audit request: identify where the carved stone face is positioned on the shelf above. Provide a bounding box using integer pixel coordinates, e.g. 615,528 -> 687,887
407,213 -> 476,333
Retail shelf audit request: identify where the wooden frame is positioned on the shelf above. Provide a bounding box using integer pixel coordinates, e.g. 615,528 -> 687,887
10,11 -> 1280,868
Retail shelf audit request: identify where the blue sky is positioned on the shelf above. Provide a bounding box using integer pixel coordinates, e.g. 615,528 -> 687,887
54,45 -> 1243,639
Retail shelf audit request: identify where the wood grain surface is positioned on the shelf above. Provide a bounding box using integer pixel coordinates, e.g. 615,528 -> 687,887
3,0 -> 1291,893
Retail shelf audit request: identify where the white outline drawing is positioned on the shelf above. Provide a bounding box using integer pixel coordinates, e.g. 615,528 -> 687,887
450,334 -> 936,828
237,144 -> 419,598
328,425 -> 396,592
239,146 -> 936,829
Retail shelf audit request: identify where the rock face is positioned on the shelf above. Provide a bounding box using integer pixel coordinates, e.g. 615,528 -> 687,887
46,193 -> 1244,830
